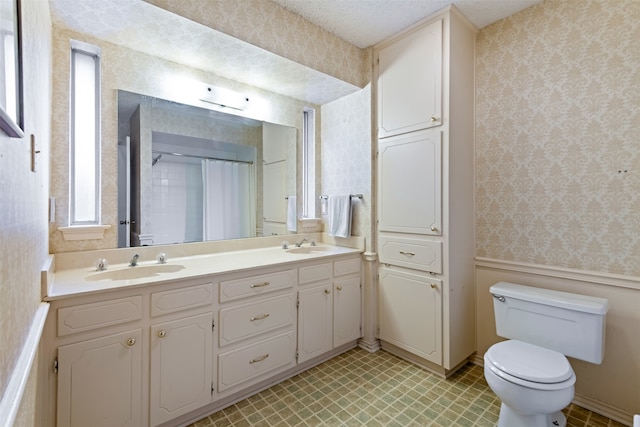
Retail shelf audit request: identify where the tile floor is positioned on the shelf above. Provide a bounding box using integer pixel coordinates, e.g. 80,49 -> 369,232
189,348 -> 625,427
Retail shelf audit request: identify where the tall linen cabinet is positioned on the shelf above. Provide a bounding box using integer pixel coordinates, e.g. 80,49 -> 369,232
374,6 -> 475,376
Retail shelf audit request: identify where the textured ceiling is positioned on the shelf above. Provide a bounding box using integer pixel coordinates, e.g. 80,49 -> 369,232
49,0 -> 361,105
49,0 -> 541,105
270,0 -> 542,48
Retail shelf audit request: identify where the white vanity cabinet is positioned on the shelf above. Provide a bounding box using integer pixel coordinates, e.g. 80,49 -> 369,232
216,268 -> 297,394
42,247 -> 364,427
375,7 -> 476,376
56,328 -> 143,427
149,283 -> 216,426
44,280 -> 216,427
54,295 -> 144,427
297,258 -> 362,364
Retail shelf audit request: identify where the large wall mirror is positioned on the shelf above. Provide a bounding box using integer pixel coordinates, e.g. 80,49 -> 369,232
117,90 -> 297,248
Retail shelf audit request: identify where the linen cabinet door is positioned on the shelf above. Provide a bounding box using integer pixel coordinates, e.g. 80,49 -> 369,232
150,313 -> 213,426
377,18 -> 442,138
378,267 -> 442,364
378,129 -> 442,235
57,329 -> 143,427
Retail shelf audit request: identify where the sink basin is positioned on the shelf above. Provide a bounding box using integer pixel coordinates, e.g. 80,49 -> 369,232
286,246 -> 333,254
85,264 -> 185,281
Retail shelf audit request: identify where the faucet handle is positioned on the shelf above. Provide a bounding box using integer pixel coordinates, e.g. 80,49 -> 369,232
156,253 -> 167,264
95,258 -> 108,271
282,241 -> 289,249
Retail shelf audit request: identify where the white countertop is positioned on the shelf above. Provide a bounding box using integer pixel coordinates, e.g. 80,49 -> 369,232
45,244 -> 363,300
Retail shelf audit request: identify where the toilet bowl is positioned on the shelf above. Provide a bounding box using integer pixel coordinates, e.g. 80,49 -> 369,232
485,282 -> 608,427
484,340 -> 576,427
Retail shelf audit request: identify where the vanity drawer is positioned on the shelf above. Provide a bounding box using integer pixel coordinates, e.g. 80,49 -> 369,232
299,263 -> 332,285
219,269 -> 296,302
378,235 -> 442,274
334,257 -> 361,277
150,283 -> 215,317
217,331 -> 296,392
58,296 -> 143,337
219,294 -> 296,347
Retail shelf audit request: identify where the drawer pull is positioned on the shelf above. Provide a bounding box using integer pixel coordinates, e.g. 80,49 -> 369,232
336,285 -> 343,291
250,313 -> 270,321
249,354 -> 269,364
126,338 -> 136,346
250,281 -> 270,288
158,330 -> 166,338
399,251 -> 415,256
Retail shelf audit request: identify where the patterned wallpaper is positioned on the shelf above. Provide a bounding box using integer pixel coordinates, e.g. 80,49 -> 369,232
321,85 -> 373,252
475,0 -> 640,276
146,0 -> 370,89
0,0 -> 52,422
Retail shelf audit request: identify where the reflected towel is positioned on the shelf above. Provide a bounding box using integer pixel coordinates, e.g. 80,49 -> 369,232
328,195 -> 352,238
286,196 -> 297,231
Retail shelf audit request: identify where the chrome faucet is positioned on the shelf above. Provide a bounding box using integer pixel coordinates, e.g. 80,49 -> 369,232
295,238 -> 307,247
129,253 -> 140,267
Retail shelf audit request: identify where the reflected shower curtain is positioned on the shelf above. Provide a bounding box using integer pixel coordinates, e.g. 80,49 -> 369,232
202,159 -> 256,241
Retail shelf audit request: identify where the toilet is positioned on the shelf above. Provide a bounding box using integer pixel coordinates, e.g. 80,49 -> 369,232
484,282 -> 608,427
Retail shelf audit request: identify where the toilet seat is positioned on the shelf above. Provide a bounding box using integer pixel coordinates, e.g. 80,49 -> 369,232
485,340 -> 576,391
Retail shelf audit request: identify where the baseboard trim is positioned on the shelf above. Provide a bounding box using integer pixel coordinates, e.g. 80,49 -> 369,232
573,394 -> 634,427
0,303 -> 49,427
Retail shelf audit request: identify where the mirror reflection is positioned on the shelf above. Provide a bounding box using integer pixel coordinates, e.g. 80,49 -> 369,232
117,91 -> 297,247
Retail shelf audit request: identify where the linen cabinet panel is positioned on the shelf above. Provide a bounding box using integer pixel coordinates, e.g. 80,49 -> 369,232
378,18 -> 443,138
377,129 -> 442,236
375,6 -> 476,375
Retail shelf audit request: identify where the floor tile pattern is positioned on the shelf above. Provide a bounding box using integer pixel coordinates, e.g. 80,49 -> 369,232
189,348 -> 625,427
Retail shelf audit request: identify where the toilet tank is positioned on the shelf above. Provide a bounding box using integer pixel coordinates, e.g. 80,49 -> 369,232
490,282 -> 609,364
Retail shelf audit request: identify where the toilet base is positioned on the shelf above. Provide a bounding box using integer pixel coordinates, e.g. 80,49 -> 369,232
497,403 -> 566,427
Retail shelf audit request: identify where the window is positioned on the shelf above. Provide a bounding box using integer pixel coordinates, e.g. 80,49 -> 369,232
302,107 -> 316,218
70,41 -> 101,225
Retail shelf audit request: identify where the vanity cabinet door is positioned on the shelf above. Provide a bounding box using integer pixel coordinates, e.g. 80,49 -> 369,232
57,329 -> 143,427
297,283 -> 333,364
377,18 -> 442,138
378,267 -> 442,364
333,276 -> 361,347
150,313 -> 213,426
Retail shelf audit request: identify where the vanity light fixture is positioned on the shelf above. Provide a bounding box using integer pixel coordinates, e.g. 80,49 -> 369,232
200,84 -> 249,111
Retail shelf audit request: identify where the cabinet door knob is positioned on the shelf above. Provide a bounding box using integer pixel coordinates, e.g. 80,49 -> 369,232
158,330 -> 166,338
336,285 -> 343,291
430,226 -> 438,232
324,289 -> 331,295
430,283 -> 437,289
126,338 -> 136,346
430,116 -> 439,122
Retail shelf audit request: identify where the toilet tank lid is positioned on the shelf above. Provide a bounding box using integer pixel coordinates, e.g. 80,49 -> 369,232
490,282 -> 609,315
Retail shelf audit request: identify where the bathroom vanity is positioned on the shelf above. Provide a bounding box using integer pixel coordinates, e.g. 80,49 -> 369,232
39,237 -> 363,427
